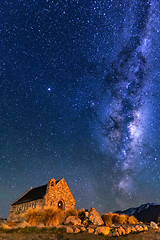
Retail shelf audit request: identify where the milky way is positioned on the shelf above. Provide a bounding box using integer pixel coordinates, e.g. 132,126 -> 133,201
98,0 -> 160,203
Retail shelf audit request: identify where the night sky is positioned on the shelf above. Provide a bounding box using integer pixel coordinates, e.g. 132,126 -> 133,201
0,0 -> 160,218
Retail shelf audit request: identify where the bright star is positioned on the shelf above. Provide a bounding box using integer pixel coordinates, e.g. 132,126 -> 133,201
48,87 -> 51,91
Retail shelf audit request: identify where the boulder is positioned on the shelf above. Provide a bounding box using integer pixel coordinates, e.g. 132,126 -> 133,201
1,224 -> 11,230
83,219 -> 89,226
66,226 -> 80,233
112,230 -> 119,237
18,221 -> 30,228
143,225 -> 148,231
88,208 -> 104,226
150,221 -> 158,229
117,226 -> 125,235
73,226 -> 80,233
65,216 -> 81,226
87,227 -> 94,233
80,226 -> 87,232
124,226 -> 131,234
85,211 -> 89,218
130,226 -> 136,232
139,226 -> 144,231
135,225 -> 143,232
95,226 -> 110,235
66,226 -> 74,233
37,223 -> 45,228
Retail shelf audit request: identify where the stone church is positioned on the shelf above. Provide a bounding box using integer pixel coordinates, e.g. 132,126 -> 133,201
8,178 -> 75,222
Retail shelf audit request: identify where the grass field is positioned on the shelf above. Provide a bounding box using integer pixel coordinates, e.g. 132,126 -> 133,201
0,229 -> 159,240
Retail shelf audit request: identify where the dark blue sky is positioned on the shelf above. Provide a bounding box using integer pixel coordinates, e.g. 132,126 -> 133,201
0,0 -> 160,218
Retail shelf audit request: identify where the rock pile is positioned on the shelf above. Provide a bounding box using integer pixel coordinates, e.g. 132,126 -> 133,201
62,208 -> 158,236
2,208 -> 160,237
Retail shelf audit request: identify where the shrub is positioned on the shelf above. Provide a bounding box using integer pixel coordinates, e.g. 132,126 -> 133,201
24,206 -> 65,226
127,215 -> 139,224
65,209 -> 78,219
112,214 -> 128,224
43,207 -> 65,226
102,213 -> 114,226
78,209 -> 85,222
102,213 -> 137,226
23,207 -> 42,226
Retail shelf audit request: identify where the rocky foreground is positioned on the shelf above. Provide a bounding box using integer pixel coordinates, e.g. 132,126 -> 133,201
1,208 -> 160,238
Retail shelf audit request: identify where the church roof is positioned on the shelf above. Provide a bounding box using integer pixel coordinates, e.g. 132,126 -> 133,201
11,179 -> 61,206
12,184 -> 48,205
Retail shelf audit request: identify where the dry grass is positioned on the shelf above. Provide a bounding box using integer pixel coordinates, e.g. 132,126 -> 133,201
77,209 -> 85,222
102,212 -> 139,226
43,207 -> 65,226
65,209 -> 78,219
23,206 -> 65,226
24,207 -> 82,227
23,206 -> 42,226
112,213 -> 128,224
128,215 -> 139,224
101,213 -> 114,226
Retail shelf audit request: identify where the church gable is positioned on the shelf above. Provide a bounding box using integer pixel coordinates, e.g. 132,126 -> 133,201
45,178 -> 75,211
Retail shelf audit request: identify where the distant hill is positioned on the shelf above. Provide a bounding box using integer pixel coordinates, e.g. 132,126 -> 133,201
115,203 -> 160,223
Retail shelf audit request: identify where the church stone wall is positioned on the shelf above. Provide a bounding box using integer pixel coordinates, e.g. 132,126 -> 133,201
7,199 -> 45,222
45,178 -> 75,212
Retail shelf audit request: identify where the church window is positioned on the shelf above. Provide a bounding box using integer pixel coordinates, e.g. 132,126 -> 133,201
51,181 -> 54,186
58,200 -> 63,209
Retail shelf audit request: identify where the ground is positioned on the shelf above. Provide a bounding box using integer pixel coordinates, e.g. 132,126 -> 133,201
0,230 -> 159,240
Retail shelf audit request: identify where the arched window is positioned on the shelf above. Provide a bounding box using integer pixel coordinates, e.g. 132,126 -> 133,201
58,200 -> 63,210
51,181 -> 54,187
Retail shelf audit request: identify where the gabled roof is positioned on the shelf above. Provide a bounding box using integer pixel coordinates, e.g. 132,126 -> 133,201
11,179 -> 61,206
12,184 -> 47,205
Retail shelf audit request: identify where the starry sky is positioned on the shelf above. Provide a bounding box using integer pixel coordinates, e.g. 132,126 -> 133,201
0,0 -> 160,218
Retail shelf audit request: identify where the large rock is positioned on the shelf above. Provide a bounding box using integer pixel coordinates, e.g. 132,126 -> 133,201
124,226 -> 131,234
1,224 -> 11,230
130,226 -> 136,232
117,226 -> 125,235
112,230 -> 119,237
150,221 -> 158,229
73,226 -> 81,233
88,208 -> 104,226
83,219 -> 89,226
37,223 -> 45,228
80,226 -> 87,232
134,225 -> 143,232
66,226 -> 74,233
66,226 -> 80,233
143,225 -> 148,231
18,221 -> 30,228
95,226 -> 110,235
87,227 -> 94,233
65,216 -> 81,226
